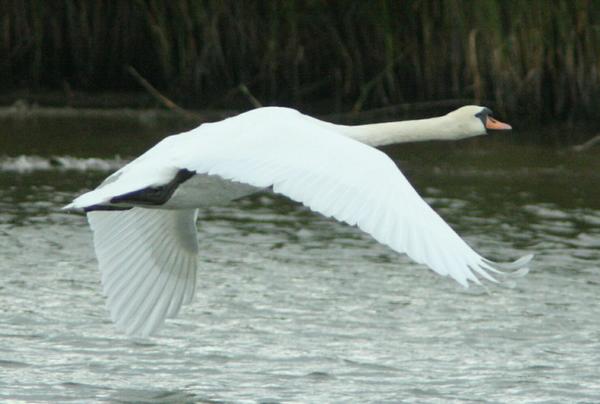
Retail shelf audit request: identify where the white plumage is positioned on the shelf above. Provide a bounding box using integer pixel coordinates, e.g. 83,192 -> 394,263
66,106 -> 532,336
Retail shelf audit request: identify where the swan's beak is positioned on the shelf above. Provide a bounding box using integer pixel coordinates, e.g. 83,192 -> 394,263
485,116 -> 512,130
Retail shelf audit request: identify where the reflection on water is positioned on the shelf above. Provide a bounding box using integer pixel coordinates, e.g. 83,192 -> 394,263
0,120 -> 599,402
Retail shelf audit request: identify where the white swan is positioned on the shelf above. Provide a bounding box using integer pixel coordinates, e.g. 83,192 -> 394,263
65,105 -> 532,336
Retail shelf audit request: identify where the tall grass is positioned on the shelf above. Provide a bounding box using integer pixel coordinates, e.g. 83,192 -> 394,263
1,0 -> 600,122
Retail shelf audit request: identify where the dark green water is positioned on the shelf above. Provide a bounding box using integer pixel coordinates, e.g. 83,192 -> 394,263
0,115 -> 599,402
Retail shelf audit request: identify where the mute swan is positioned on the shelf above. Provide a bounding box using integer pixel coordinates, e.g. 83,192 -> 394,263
65,105 -> 532,336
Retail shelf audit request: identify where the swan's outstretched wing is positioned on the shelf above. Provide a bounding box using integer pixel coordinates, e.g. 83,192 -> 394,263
87,208 -> 198,336
176,108 -> 531,287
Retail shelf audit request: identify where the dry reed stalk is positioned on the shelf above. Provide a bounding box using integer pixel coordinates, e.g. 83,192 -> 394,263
1,0 -> 599,132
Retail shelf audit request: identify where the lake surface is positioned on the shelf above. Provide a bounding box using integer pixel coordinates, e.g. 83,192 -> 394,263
0,116 -> 599,403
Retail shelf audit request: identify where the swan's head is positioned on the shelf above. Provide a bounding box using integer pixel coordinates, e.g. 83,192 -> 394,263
445,105 -> 512,139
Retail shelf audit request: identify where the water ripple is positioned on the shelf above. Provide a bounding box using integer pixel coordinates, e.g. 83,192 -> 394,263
0,154 -> 127,172
1,152 -> 599,402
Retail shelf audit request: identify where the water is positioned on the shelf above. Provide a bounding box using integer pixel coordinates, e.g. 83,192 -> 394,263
1,118 -> 599,403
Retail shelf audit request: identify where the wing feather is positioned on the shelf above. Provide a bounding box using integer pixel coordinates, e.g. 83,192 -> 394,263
87,208 -> 198,336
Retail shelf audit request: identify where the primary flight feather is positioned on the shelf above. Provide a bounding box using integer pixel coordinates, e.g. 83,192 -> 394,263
66,105 -> 532,336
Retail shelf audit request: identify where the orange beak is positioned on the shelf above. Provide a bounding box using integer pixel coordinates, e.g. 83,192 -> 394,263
485,116 -> 512,130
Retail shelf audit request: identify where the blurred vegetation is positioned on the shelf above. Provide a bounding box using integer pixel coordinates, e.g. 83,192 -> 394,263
1,0 -> 600,123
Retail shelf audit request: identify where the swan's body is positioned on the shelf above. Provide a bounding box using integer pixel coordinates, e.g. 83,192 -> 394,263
66,105 -> 531,337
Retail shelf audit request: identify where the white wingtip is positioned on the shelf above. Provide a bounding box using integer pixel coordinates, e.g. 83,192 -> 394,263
454,253 -> 533,290
484,254 -> 533,276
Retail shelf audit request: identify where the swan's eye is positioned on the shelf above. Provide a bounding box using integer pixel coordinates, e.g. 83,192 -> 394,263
475,108 -> 493,119
475,108 -> 493,126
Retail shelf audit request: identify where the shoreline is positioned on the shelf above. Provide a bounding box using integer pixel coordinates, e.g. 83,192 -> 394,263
0,98 -> 597,149
0,94 -> 499,125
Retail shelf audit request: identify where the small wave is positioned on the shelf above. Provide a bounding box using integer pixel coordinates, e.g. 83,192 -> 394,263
0,155 -> 127,172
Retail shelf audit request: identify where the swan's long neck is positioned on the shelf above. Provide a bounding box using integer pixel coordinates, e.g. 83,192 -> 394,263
304,113 -> 473,147
331,115 -> 462,147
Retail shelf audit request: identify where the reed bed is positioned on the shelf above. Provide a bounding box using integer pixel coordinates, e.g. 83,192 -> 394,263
1,0 -> 600,124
